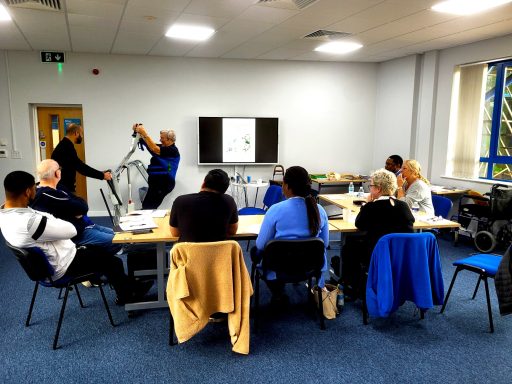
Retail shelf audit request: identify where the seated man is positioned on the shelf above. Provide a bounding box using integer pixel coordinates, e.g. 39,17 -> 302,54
170,169 -> 238,242
0,170 -> 149,305
31,159 -> 121,255
384,154 -> 403,176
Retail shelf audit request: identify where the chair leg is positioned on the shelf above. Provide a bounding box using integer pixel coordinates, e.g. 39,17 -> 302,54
246,240 -> 251,252
26,282 -> 39,327
53,285 -> 71,350
253,272 -> 260,333
169,311 -> 177,346
483,277 -> 494,333
440,267 -> 461,313
362,269 -> 369,325
98,284 -> 115,327
420,309 -> 425,319
74,284 -> 86,308
58,288 -> 63,299
472,275 -> 483,300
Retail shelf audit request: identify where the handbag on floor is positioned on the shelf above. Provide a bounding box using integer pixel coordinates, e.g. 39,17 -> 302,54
311,284 -> 339,320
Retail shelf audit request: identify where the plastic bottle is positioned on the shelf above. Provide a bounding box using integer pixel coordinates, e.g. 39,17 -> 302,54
411,201 -> 420,216
337,284 -> 344,312
348,182 -> 354,195
358,186 -> 364,198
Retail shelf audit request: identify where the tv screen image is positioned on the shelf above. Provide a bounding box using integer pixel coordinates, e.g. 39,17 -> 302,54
198,117 -> 279,165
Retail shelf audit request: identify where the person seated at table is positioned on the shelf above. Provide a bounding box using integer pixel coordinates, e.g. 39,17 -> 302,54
0,170 -> 150,305
253,166 -> 329,305
396,159 -> 435,216
385,155 -> 403,176
31,159 -> 121,255
341,168 -> 415,299
169,169 -> 238,242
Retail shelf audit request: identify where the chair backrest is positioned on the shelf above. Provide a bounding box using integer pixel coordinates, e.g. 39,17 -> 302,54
5,242 -> 54,282
272,165 -> 284,180
262,237 -> 325,277
263,185 -> 284,209
432,195 -> 453,218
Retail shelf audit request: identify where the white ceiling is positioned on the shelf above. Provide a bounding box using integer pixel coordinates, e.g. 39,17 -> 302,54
0,0 -> 511,62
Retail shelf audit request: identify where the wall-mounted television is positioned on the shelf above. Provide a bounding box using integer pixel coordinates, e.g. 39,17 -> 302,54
198,117 -> 279,165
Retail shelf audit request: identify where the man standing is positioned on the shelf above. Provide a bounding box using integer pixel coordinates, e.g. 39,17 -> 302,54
384,155 -> 403,176
132,124 -> 180,209
51,123 -> 112,193
31,159 -> 121,255
0,170 -> 141,305
170,169 -> 238,242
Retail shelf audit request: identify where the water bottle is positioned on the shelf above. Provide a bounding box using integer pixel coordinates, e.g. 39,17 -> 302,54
337,284 -> 344,312
348,182 -> 354,195
357,186 -> 364,198
411,201 -> 420,216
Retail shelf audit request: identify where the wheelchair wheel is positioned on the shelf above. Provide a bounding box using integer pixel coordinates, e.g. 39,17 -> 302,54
474,231 -> 497,253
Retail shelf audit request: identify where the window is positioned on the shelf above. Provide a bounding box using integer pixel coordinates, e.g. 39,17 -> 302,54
479,60 -> 512,181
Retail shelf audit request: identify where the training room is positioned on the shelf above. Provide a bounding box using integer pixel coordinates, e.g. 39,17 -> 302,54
0,0 -> 511,383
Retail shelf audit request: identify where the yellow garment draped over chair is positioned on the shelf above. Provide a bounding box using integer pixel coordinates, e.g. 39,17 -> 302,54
166,240 -> 253,354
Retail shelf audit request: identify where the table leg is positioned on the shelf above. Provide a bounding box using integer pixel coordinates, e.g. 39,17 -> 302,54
124,242 -> 169,311
254,188 -> 259,207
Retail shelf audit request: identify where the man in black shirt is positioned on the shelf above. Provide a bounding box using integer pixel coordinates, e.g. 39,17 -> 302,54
170,169 -> 238,242
132,124 -> 180,209
51,123 -> 112,192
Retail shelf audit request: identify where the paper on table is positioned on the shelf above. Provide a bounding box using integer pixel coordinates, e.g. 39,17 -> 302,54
151,210 -> 167,218
119,216 -> 158,231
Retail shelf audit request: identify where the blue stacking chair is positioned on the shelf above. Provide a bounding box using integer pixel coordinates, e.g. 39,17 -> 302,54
238,185 -> 284,215
432,195 -> 453,219
440,253 -> 501,333
239,185 -> 284,250
5,242 -> 115,349
363,233 -> 444,325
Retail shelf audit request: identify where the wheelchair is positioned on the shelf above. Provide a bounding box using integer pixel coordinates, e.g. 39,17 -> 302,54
454,184 -> 512,253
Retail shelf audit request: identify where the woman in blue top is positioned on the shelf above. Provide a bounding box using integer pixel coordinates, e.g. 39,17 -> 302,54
254,166 -> 329,303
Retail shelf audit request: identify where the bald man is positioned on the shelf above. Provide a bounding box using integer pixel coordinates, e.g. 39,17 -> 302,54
31,159 -> 121,255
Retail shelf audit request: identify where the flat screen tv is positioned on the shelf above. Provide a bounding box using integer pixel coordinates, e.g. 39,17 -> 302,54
198,117 -> 279,165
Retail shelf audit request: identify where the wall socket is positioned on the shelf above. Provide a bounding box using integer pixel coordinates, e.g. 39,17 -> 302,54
0,149 -> 7,158
11,150 -> 22,159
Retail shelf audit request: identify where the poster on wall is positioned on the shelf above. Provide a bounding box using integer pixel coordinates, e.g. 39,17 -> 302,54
222,118 -> 256,163
63,118 -> 82,135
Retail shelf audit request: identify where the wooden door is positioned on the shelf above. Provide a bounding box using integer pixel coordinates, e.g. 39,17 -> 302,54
36,106 -> 87,200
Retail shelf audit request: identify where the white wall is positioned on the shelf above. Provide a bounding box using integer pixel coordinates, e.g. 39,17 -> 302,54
372,55 -> 419,171
0,51 -> 378,213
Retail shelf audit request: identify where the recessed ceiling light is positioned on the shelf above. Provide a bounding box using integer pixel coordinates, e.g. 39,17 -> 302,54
314,41 -> 363,54
0,5 -> 12,21
165,25 -> 215,41
432,0 -> 512,15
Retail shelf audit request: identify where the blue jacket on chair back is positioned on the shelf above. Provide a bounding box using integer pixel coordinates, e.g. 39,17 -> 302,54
366,232 -> 444,318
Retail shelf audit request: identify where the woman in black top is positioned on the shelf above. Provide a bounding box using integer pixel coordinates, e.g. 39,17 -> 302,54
341,169 -> 415,297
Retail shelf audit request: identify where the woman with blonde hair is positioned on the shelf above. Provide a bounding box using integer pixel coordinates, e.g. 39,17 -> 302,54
341,169 -> 414,298
397,159 -> 434,216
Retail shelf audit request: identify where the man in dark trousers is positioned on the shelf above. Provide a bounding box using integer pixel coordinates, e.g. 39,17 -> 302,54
51,123 -> 112,193
133,123 -> 180,209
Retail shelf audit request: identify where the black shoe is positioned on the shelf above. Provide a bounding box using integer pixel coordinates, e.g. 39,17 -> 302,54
115,280 -> 153,306
132,280 -> 154,301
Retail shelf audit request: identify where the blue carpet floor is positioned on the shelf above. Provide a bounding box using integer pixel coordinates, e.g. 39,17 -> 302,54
1,221 -> 511,383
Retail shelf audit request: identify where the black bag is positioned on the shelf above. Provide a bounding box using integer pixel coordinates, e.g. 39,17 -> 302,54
491,184 -> 512,220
